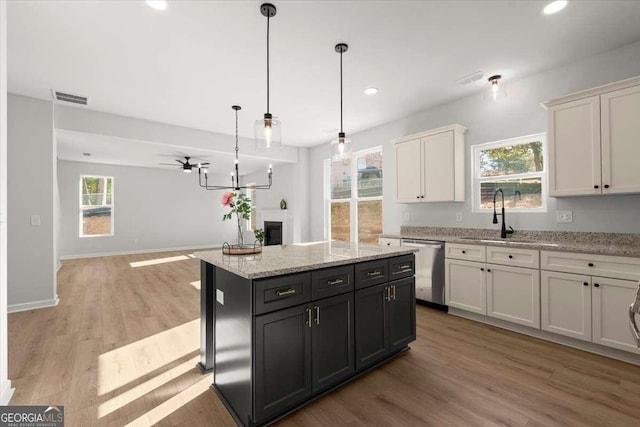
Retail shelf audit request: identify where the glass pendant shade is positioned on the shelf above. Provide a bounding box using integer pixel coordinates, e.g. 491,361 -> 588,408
330,132 -> 352,161
255,113 -> 282,151
486,75 -> 507,101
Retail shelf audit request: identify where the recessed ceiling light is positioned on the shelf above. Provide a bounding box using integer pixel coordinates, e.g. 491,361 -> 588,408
146,0 -> 168,11
543,0 -> 568,15
364,87 -> 378,95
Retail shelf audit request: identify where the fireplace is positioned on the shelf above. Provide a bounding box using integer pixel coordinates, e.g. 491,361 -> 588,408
264,221 -> 283,246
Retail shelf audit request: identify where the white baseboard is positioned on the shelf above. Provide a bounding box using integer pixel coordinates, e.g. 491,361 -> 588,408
448,308 -> 640,366
59,244 -> 221,261
0,380 -> 14,405
8,296 -> 60,314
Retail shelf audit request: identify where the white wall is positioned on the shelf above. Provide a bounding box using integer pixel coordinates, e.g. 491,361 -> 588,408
7,94 -> 57,312
0,0 -> 14,406
58,160 -> 238,257
243,147 -> 311,243
309,40 -> 640,241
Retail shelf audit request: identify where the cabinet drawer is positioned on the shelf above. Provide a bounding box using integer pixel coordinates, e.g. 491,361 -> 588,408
311,265 -> 354,300
541,250 -> 640,281
379,237 -> 401,247
355,259 -> 388,290
254,272 -> 312,315
388,254 -> 415,281
487,246 -> 540,269
445,243 -> 486,262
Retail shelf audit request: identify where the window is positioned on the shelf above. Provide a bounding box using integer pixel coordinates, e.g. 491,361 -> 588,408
80,175 -> 113,237
472,133 -> 546,212
247,184 -> 256,231
325,147 -> 383,243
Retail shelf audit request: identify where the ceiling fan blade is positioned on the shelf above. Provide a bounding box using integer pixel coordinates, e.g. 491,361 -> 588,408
197,162 -> 211,166
176,159 -> 186,165
159,163 -> 181,166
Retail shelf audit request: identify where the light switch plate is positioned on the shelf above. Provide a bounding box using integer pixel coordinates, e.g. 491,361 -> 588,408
216,289 -> 224,305
455,212 -> 463,222
556,210 -> 573,223
30,215 -> 41,226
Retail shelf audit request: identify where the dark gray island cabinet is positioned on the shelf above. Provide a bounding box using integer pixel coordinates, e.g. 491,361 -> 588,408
196,242 -> 417,427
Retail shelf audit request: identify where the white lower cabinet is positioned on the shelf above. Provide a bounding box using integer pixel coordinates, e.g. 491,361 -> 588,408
487,264 -> 540,328
541,271 -> 640,354
592,277 -> 640,354
445,259 -> 486,314
541,271 -> 592,341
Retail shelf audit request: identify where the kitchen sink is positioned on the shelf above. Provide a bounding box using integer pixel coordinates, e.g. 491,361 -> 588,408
458,237 -> 559,247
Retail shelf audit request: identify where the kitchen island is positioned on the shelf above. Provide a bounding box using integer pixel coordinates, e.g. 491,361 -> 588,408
196,241 -> 418,427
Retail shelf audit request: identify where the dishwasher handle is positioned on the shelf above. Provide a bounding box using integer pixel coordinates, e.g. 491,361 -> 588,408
401,240 -> 443,249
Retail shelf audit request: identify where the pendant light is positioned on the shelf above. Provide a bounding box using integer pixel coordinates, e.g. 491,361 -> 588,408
199,106 -> 273,191
255,3 -> 282,152
487,74 -> 506,101
330,43 -> 352,161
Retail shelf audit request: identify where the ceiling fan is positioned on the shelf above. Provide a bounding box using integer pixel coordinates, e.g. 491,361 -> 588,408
159,156 -> 209,174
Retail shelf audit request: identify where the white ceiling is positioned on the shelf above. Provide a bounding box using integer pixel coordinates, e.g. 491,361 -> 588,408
8,0 -> 640,150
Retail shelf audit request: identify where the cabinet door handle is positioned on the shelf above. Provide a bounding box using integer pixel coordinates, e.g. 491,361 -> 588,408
392,285 -> 396,301
480,268 -> 484,271
416,196 -> 420,199
487,269 -> 491,272
594,283 -> 600,288
583,282 -> 589,286
594,185 -> 599,189
327,278 -> 344,286
508,255 -> 513,259
604,184 -> 610,189
306,308 -> 312,328
384,287 -> 390,302
315,306 -> 320,325
462,250 -> 466,254
421,195 -> 424,198
276,288 -> 296,297
588,263 -> 594,267
368,271 -> 382,277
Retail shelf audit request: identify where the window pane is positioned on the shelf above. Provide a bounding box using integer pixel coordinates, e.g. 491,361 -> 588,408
330,158 -> 351,199
330,202 -> 350,241
480,178 -> 543,209
81,176 -> 113,236
357,151 -> 383,197
480,141 -> 544,177
358,200 -> 382,244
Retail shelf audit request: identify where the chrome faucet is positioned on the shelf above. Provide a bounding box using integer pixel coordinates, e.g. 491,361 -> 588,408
493,188 -> 514,239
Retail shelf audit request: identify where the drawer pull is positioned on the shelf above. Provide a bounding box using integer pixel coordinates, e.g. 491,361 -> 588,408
367,271 -> 382,277
398,268 -> 413,274
398,264 -> 411,270
276,288 -> 296,297
594,283 -> 600,288
583,282 -> 589,286
508,255 -> 513,259
327,278 -> 344,286
487,269 -> 491,272
462,250 -> 466,254
481,268 -> 484,271
588,263 -> 594,267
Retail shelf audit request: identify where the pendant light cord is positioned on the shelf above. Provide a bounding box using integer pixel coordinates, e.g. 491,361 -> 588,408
235,108 -> 239,180
339,49 -> 343,133
266,14 -> 270,114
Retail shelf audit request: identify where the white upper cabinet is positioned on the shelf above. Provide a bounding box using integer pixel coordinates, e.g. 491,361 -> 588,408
544,76 -> 640,197
395,124 -> 467,203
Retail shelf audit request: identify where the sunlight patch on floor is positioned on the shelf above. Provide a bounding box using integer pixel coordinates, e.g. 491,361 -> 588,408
98,356 -> 199,418
190,280 -> 201,290
124,375 -> 212,427
129,255 -> 190,268
98,319 -> 199,395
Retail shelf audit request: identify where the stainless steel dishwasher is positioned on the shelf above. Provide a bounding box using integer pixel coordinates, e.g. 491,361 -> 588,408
400,239 -> 446,308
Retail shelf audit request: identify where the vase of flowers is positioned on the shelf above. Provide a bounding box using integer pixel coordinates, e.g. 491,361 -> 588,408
221,191 -> 252,248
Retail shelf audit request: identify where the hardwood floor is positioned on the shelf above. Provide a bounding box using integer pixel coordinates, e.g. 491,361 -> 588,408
8,250 -> 640,426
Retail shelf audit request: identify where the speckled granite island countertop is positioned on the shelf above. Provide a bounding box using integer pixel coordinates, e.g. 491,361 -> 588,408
381,227 -> 640,258
195,241 -> 418,279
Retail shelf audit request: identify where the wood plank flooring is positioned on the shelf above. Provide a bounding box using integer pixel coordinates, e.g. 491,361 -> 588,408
8,250 -> 640,426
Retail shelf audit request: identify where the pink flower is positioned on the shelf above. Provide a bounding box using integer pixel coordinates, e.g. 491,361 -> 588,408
221,192 -> 233,207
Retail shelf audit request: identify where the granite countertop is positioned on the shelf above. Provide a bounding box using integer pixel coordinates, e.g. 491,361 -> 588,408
381,227 -> 640,258
195,241 -> 418,279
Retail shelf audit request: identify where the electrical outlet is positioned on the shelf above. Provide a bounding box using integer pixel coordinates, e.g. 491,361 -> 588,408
403,211 -> 411,222
556,210 -> 573,223
455,212 -> 463,222
30,214 -> 41,226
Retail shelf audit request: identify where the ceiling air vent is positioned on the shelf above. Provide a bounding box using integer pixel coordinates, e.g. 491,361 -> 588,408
455,71 -> 484,87
51,90 -> 88,105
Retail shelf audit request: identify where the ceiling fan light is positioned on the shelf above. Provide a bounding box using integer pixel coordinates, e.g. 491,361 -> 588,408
145,1 -> 168,11
183,168 -> 193,174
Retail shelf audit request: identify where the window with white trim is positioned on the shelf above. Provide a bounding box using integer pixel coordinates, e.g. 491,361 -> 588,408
472,133 -> 546,212
324,147 -> 383,243
80,175 -> 114,237
247,183 -> 256,231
